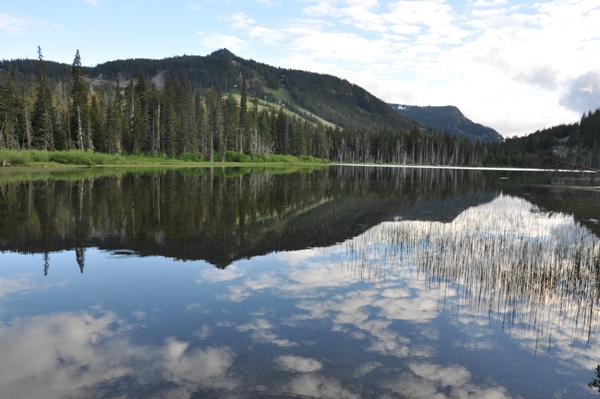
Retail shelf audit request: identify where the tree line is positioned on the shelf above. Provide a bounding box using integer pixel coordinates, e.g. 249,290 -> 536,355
0,48 -> 486,166
481,109 -> 600,169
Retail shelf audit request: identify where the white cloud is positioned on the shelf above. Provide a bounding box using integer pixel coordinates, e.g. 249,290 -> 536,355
0,13 -> 32,35
289,32 -> 393,65
227,12 -> 255,30
249,26 -> 287,45
473,0 -> 508,7
200,33 -> 248,53
559,70 -> 600,113
515,65 -> 560,90
186,1 -> 202,11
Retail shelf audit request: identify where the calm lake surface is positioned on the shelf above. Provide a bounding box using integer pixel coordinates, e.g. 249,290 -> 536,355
1,166 -> 600,399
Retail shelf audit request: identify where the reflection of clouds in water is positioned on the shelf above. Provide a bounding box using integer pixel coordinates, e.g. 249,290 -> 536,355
277,248 -> 320,267
296,289 -> 435,359
217,284 -> 253,302
213,256 -> 356,302
193,194 -> 597,396
0,274 -> 38,298
193,324 -> 212,340
281,374 -> 359,399
504,322 -> 600,370
276,355 -> 322,373
354,361 -> 382,377
0,310 -> 236,399
131,310 -> 146,320
0,310 -> 125,399
237,318 -> 298,347
324,194 -> 600,363
161,338 -> 236,394
374,294 -> 439,323
245,272 -> 282,290
197,265 -> 244,283
185,302 -> 201,311
383,362 -> 511,399
285,261 -> 356,291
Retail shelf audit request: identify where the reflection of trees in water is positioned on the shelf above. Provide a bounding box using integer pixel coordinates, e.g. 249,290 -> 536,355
589,365 -> 600,393
336,195 -> 600,348
0,167 -> 502,273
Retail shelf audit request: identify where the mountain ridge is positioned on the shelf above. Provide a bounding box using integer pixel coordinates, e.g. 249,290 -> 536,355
1,49 -> 426,133
389,103 -> 503,143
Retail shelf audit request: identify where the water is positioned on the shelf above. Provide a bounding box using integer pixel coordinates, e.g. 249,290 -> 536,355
0,166 -> 599,398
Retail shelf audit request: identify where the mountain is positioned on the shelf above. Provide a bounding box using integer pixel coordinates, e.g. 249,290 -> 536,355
389,104 -> 503,143
1,49 -> 423,132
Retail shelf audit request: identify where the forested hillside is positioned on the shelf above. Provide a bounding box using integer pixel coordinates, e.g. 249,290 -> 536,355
390,104 -> 503,143
482,109 -> 600,168
1,49 -> 420,132
0,47 -> 486,166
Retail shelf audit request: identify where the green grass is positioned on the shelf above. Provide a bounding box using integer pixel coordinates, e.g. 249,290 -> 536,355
0,149 -> 330,168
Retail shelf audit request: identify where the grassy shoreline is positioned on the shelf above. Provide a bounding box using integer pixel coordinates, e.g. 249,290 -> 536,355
0,149 -> 330,170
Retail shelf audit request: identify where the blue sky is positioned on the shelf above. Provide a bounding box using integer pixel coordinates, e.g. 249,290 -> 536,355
1,0 -> 599,137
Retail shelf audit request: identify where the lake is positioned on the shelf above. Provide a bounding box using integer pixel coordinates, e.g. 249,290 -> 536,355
1,165 -> 600,399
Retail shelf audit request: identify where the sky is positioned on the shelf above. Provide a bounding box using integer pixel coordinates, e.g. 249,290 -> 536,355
1,0 -> 599,137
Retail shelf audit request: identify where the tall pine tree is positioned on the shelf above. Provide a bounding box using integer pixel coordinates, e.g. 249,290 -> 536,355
31,46 -> 55,150
70,49 -> 88,150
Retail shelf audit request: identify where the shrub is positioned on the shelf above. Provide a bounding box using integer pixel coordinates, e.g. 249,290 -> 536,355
267,154 -> 300,163
179,152 -> 205,162
0,149 -> 32,165
224,151 -> 250,163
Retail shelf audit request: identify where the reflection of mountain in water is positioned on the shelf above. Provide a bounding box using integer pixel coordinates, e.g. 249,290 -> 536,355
0,166 -> 514,271
393,191 -> 498,223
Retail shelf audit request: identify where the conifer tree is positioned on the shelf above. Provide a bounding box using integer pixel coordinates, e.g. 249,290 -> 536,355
106,81 -> 123,154
194,90 -> 206,156
135,70 -> 150,153
32,46 -> 55,150
0,71 -> 22,149
70,49 -> 88,150
239,74 -> 247,153
162,75 -> 177,157
223,93 -> 238,152
276,107 -> 287,154
205,86 -> 223,162
89,93 -> 104,152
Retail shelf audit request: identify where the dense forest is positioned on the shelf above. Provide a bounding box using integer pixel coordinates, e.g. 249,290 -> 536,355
0,48 -> 486,166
